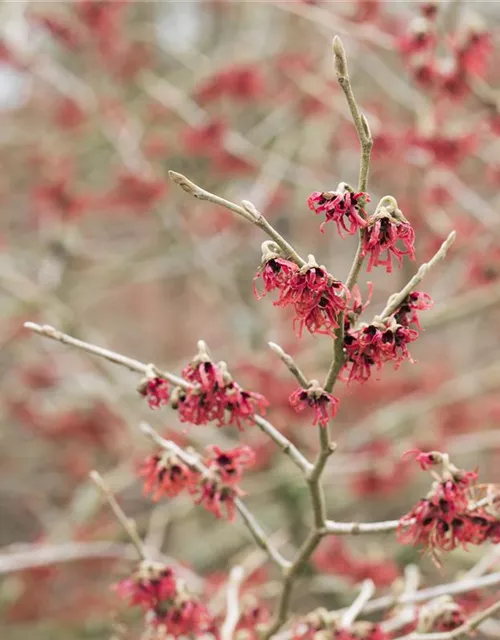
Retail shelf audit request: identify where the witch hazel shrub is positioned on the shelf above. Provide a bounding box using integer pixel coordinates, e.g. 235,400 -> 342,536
24,33 -> 500,640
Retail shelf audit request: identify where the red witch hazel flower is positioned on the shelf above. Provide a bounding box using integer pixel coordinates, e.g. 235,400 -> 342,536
138,374 -> 170,409
361,196 -> 415,273
194,445 -> 255,520
174,342 -> 268,429
206,444 -> 256,485
394,291 -> 434,329
344,283 -> 373,331
342,318 -> 419,384
307,183 -> 369,237
195,478 -> 241,521
139,452 -> 199,500
254,245 -> 299,300
115,561 -> 213,634
289,380 -> 340,427
397,451 -> 500,561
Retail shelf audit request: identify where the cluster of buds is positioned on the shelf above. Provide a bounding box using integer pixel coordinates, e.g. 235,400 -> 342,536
255,243 -> 349,337
115,561 -> 213,634
289,380 -> 340,428
235,595 -> 271,639
139,444 -> 255,521
360,197 -> 415,273
342,289 -> 432,384
139,343 -> 269,430
292,608 -> 389,640
416,596 -> 466,633
397,451 -> 500,560
307,183 -> 369,237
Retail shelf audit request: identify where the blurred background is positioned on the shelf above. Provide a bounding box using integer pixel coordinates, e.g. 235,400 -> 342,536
2,0 -> 500,638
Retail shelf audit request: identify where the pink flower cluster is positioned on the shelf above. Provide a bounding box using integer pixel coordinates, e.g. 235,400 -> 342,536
307,185 -> 369,237
140,346 -> 268,430
289,381 -> 340,427
398,452 -> 500,557
177,356 -> 268,429
255,247 -> 349,337
342,291 -> 432,384
115,561 -> 212,635
361,207 -> 415,273
139,445 -> 255,521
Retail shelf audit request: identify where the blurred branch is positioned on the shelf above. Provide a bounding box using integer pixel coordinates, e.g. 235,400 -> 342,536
90,470 -> 147,560
341,579 -> 375,628
394,599 -> 500,640
424,280 -> 500,329
221,565 -> 245,640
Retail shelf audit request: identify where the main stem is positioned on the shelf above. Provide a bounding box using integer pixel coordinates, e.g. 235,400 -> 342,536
265,37 -> 373,639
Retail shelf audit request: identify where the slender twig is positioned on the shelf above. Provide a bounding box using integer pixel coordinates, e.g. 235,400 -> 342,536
221,565 -> 245,640
268,342 -> 309,388
333,35 -> 373,294
23,322 -> 187,388
361,571 -> 500,615
378,231 -> 457,321
323,37 -> 373,394
24,323 -> 308,472
382,565 -> 421,634
90,471 -> 147,560
341,579 -> 376,628
168,171 -> 306,267
394,599 -> 500,640
0,541 -> 204,588
323,518 -> 400,535
139,423 -> 290,570
254,415 -> 313,474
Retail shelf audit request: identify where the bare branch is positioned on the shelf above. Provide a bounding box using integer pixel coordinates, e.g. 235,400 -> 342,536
139,423 -> 291,571
23,322 -> 187,388
394,599 -> 500,640
323,519 -> 400,535
90,471 -> 147,560
341,579 -> 376,628
378,231 -> 457,321
221,566 -> 245,640
169,171 -> 306,267
268,341 -> 309,388
254,415 -> 313,475
25,322 -> 310,476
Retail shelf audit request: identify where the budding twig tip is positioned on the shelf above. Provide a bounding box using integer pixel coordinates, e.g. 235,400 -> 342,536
89,470 -> 102,484
332,35 -> 344,57
268,341 -> 284,356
